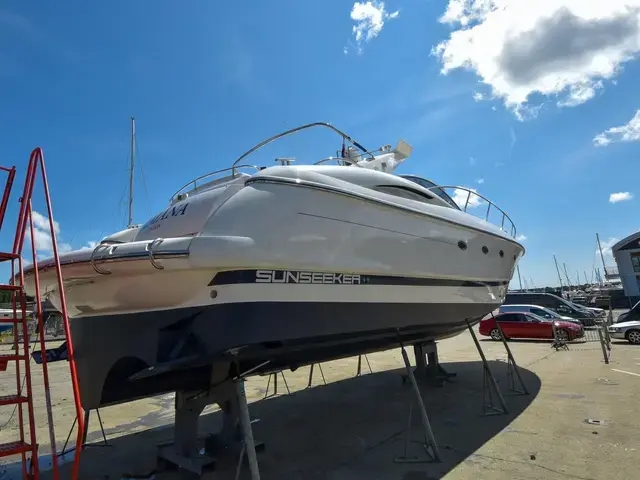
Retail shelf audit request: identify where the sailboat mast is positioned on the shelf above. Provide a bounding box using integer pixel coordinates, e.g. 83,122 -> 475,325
553,255 -> 564,289
562,262 -> 572,287
128,117 -> 136,227
596,233 -> 607,280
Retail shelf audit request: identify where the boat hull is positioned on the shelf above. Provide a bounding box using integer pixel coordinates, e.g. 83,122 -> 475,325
71,295 -> 498,409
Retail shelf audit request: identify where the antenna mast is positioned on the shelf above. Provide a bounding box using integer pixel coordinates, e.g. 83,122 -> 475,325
128,117 -> 135,227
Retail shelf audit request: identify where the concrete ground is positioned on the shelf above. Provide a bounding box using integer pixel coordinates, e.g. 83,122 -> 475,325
0,318 -> 638,479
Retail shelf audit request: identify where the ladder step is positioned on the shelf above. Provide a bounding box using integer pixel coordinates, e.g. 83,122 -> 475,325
0,440 -> 32,457
0,394 -> 28,406
0,252 -> 19,262
0,353 -> 26,362
0,284 -> 21,292
0,317 -> 20,324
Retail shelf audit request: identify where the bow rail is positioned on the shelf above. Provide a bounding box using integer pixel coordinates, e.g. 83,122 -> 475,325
423,185 -> 517,239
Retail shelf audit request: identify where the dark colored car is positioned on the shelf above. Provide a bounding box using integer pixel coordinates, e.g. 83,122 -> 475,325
616,300 -> 640,324
479,311 -> 584,342
504,292 -> 596,326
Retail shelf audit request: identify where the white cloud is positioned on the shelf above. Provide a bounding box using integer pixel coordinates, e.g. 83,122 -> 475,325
594,109 -> 640,146
469,156 -> 477,166
516,234 -> 527,241
473,92 -> 485,101
31,210 -> 60,235
476,178 -> 485,184
433,1 -> 640,119
78,241 -> 98,251
598,236 -> 619,258
609,191 -> 634,203
453,187 -> 483,208
25,210 -> 74,256
348,1 -> 399,54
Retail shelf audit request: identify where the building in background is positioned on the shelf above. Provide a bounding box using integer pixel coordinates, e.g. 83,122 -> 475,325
613,232 -> 640,305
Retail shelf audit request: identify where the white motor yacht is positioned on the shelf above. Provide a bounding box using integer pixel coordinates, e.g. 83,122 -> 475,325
22,122 -> 524,409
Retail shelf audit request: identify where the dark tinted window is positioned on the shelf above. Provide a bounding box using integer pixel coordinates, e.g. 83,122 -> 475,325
373,185 -> 433,203
505,294 -> 534,304
530,308 -> 553,318
497,313 -> 523,322
506,293 -> 560,309
399,175 -> 460,210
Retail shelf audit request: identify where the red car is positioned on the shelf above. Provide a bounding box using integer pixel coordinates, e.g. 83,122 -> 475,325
479,311 -> 584,341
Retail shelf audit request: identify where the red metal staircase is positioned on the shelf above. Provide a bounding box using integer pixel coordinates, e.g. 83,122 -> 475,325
0,149 -> 85,479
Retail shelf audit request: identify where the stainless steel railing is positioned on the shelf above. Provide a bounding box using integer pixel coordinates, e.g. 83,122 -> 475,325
169,165 -> 260,203
424,185 -> 517,238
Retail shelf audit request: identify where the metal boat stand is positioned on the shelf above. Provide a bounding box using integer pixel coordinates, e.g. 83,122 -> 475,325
466,320 -> 508,416
60,408 -> 111,455
394,343 -> 441,463
263,370 -> 292,399
551,322 -> 569,351
157,363 -> 265,479
305,363 -> 327,389
494,321 -> 529,395
355,354 -> 373,377
412,340 -> 456,386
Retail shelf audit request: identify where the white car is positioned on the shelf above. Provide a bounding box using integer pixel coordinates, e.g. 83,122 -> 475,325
608,321 -> 640,345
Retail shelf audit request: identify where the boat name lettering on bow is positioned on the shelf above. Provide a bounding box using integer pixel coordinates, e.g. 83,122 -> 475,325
255,270 -> 361,285
142,203 -> 189,230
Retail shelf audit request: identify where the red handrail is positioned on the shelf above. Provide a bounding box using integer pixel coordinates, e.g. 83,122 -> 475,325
14,148 -> 85,479
0,166 -> 15,230
27,202 -> 59,478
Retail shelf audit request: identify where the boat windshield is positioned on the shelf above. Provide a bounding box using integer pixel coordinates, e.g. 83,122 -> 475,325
399,175 -> 460,210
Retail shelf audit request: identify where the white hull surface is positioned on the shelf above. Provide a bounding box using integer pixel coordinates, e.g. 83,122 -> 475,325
22,126 -> 523,409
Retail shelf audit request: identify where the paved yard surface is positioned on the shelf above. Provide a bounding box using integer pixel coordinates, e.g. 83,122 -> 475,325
1,320 -> 637,479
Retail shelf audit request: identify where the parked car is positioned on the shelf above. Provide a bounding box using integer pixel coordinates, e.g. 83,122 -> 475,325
615,300 -> 640,324
582,306 -> 606,317
504,292 -> 597,326
479,311 -> 585,342
608,320 -> 640,344
499,304 -> 582,324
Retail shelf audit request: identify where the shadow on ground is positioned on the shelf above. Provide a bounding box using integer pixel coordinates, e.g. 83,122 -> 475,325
21,359 -> 540,480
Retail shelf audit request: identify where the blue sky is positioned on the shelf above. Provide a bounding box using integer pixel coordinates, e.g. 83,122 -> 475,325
1,0 -> 639,287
